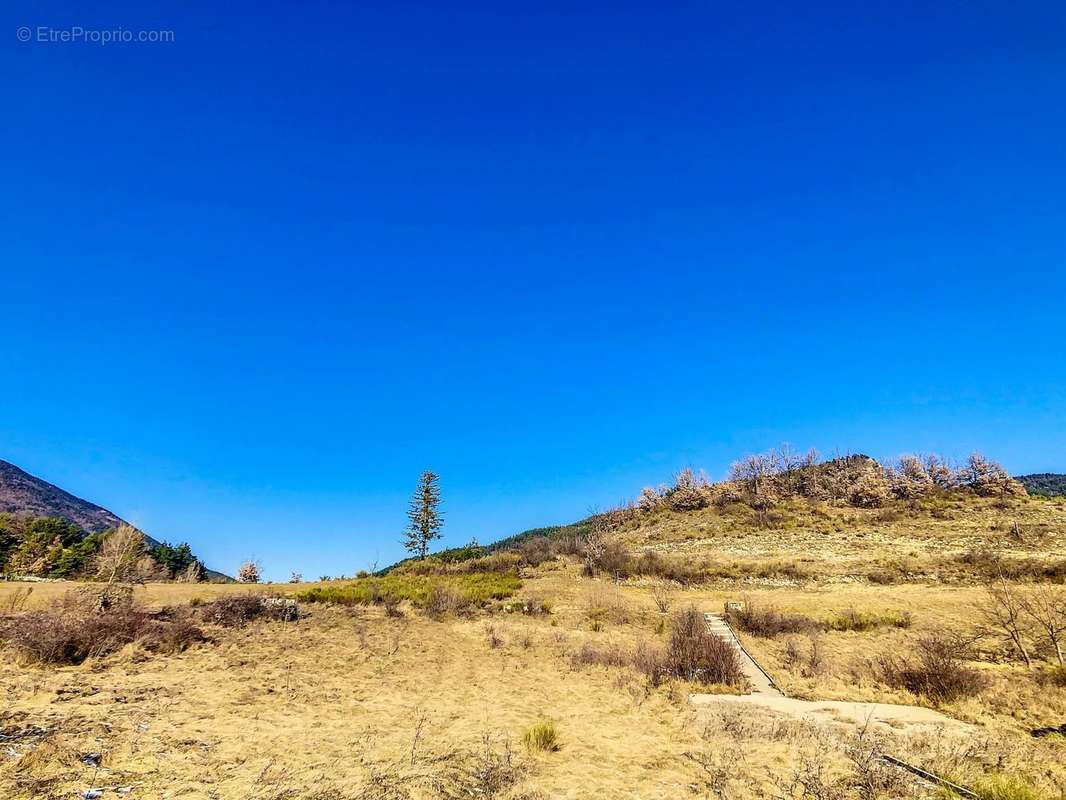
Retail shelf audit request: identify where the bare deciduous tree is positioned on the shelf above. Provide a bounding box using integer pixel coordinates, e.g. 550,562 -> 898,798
1021,584 -> 1066,665
980,580 -> 1034,668
729,452 -> 780,498
238,560 -> 262,584
91,525 -> 161,610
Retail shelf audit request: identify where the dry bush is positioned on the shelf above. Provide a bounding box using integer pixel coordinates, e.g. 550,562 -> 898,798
878,632 -> 988,703
505,594 -> 552,615
668,467 -> 711,511
198,595 -> 295,627
841,722 -> 906,800
727,602 -> 817,637
0,586 -> 33,612
419,584 -> 472,618
94,525 -> 162,585
0,592 -> 203,664
570,641 -> 629,669
516,536 -> 555,567
651,584 -> 672,614
237,560 -> 262,583
665,607 -> 744,686
849,467 -> 892,508
1037,665 -> 1066,687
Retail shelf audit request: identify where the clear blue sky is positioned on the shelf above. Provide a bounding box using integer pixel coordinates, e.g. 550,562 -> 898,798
2,2 -> 1064,580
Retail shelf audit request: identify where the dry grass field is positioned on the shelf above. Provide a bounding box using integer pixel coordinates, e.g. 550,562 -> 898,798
2,493 -> 1066,799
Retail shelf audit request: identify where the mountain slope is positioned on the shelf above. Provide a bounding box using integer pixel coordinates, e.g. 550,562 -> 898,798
0,458 -> 229,581
0,459 -> 132,536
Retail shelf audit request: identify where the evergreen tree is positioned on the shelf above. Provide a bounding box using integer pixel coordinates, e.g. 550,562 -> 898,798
404,470 -> 443,559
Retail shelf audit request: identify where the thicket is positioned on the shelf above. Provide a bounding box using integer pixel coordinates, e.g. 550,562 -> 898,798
630,450 -> 1027,518
0,590 -> 204,665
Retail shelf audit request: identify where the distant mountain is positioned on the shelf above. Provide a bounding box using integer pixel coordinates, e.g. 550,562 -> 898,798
0,459 -> 136,537
0,458 -> 229,581
1017,473 -> 1066,497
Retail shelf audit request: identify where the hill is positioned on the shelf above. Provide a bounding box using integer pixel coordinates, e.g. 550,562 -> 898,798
0,458 -> 228,581
0,459 -> 130,536
1017,473 -> 1066,497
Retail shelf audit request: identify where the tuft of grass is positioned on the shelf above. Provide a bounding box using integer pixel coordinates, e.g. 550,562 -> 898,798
970,774 -> 1047,800
522,720 -> 560,753
1038,665 -> 1066,688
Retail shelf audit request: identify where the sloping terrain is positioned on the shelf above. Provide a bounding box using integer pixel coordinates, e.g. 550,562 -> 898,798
0,459 -> 127,536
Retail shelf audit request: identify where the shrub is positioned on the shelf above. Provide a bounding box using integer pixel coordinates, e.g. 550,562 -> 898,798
1038,665 -> 1066,688
237,560 -> 261,584
420,584 -> 472,618
665,607 -> 744,686
727,602 -> 816,637
878,632 -> 988,703
198,595 -> 295,627
522,720 -> 559,753
570,642 -> 629,669
503,595 -> 552,615
0,594 -> 203,665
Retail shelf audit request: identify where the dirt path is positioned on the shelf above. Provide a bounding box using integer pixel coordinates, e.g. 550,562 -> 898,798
697,612 -> 972,736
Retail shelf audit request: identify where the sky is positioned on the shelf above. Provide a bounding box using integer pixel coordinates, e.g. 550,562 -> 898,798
2,1 -> 1064,580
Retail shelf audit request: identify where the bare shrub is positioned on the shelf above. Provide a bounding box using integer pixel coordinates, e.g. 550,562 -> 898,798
0,593 -> 203,664
668,467 -> 711,511
665,607 -> 744,686
598,539 -> 632,578
198,595 -> 295,627
878,632 -> 988,703
419,584 -> 472,618
848,466 -> 892,508
569,641 -> 629,669
727,602 -> 816,637
1020,584 -> 1066,665
0,586 -> 33,612
960,453 -> 1027,498
516,536 -> 555,567
801,634 -> 826,678
980,581 -> 1035,667
842,721 -> 906,800
237,560 -> 262,584
886,454 -> 934,499
467,732 -> 522,795
637,486 -> 664,512
651,584 -> 672,614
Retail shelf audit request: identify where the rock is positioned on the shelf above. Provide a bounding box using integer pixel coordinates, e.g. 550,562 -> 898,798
260,597 -> 298,621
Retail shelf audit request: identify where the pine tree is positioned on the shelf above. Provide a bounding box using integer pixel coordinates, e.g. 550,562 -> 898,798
404,470 -> 443,559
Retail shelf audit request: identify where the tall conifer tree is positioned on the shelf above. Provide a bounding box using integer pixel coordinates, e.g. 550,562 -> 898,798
404,470 -> 443,559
